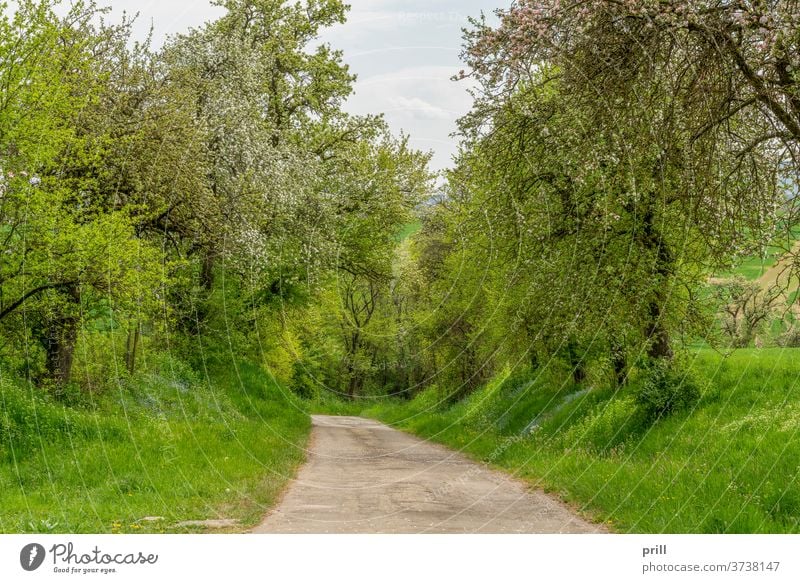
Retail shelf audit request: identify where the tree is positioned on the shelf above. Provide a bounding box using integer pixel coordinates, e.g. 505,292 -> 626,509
0,1 -> 169,387
161,0 -> 357,294
453,3 -> 789,365
713,277 -> 783,347
466,1 -> 800,147
325,132 -> 432,398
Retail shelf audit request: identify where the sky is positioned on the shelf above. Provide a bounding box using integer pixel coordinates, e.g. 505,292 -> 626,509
93,0 -> 503,171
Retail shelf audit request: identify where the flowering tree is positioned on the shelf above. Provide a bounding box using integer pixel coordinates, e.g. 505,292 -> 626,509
467,0 -> 799,145
449,0 -> 796,363
158,1 -> 435,390
161,0 -> 359,290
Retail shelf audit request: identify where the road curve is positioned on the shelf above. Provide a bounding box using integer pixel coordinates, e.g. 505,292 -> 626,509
253,415 -> 606,534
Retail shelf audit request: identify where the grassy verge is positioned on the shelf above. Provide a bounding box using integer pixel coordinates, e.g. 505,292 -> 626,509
362,348 -> 800,533
0,358 -> 310,534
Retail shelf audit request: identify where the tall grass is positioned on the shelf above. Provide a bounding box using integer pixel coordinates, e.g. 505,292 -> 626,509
0,358 -> 310,533
363,348 -> 800,533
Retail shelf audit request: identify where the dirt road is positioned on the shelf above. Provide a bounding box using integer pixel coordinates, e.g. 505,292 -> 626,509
253,415 -> 605,534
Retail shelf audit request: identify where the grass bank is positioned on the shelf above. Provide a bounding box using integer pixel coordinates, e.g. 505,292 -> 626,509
362,348 -> 800,533
0,358 -> 310,534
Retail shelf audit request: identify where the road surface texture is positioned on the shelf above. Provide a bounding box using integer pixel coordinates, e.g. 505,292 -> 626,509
253,415 -> 605,534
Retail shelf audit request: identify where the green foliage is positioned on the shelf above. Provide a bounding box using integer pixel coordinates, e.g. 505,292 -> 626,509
290,360 -> 321,400
0,0 -> 435,533
634,360 -> 703,421
3,0 -> 798,538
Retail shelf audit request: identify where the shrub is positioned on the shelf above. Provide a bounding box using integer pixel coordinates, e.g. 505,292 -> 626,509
777,327 -> 800,348
635,359 -> 702,420
290,359 -> 321,400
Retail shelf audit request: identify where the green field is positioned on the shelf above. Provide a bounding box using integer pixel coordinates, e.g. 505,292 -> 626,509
713,227 -> 800,281
716,255 -> 775,280
395,220 -> 423,242
360,348 -> 800,533
0,359 -> 310,534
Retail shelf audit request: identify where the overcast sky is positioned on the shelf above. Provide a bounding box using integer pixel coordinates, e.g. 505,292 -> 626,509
93,0 -> 502,171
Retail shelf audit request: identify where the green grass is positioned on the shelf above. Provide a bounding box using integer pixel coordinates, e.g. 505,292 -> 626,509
716,255 -> 774,280
7,342 -> 799,534
0,358 -> 311,534
307,396 -> 366,417
395,221 -> 422,242
361,349 -> 800,533
714,226 -> 800,281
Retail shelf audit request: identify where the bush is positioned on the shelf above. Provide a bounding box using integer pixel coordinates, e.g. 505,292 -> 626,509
635,359 -> 702,420
777,327 -> 800,348
290,359 -> 321,400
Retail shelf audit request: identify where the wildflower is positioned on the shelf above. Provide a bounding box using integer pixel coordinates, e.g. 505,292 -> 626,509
29,176 -> 41,187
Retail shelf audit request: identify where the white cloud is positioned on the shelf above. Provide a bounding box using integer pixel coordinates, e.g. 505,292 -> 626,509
342,66 -> 477,170
107,0 -> 500,170
318,1 -> 500,170
388,96 -> 454,120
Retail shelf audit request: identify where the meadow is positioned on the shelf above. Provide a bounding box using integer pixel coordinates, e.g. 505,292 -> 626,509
0,359 -> 309,533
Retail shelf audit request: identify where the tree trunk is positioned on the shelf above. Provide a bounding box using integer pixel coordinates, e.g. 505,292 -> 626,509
345,330 -> 360,400
347,375 -> 361,400
642,204 -> 674,361
610,338 -> 627,386
125,321 -> 141,375
529,349 -> 539,371
646,301 -> 673,360
200,247 -> 215,291
567,339 -> 586,385
44,285 -> 81,388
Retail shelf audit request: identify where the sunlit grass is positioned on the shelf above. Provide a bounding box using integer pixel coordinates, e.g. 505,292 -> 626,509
0,360 -> 310,534
363,348 -> 800,533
